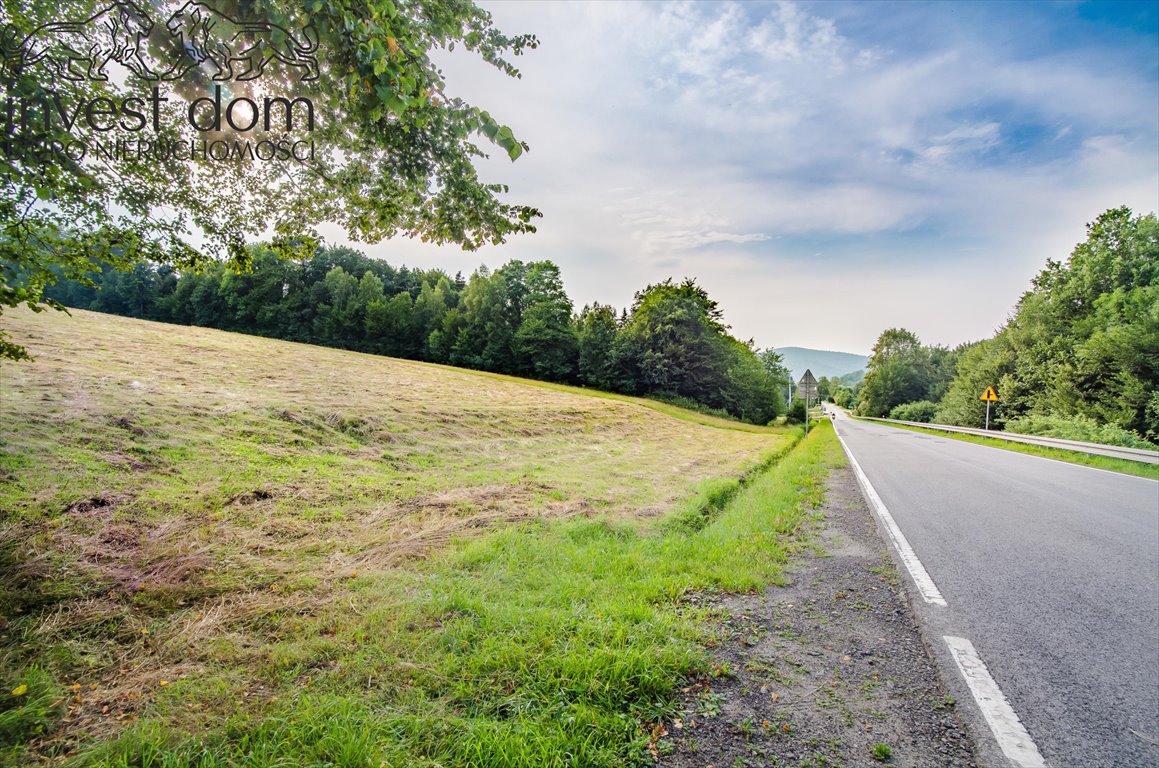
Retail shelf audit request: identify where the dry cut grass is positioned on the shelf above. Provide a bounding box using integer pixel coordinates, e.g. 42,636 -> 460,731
0,307 -> 793,759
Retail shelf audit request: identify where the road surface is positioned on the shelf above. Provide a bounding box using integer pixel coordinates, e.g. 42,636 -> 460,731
829,410 -> 1159,768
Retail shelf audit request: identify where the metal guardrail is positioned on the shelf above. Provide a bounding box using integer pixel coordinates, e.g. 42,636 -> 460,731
855,416 -> 1159,466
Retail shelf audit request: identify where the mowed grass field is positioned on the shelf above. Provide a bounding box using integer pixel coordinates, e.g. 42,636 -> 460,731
0,308 -> 841,767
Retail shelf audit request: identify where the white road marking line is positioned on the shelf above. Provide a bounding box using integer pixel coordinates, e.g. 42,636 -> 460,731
944,636 -> 1047,768
833,424 -> 948,606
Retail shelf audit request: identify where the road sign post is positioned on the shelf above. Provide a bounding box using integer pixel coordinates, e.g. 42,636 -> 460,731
980,386 -> 999,430
798,369 -> 819,437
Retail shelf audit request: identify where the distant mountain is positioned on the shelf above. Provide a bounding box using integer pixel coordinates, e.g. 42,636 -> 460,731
776,347 -> 870,383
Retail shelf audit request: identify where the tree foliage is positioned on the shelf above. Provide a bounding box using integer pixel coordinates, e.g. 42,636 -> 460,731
615,279 -> 787,423
617,280 -> 730,398
860,208 -> 1157,445
858,328 -> 955,417
513,261 -> 576,381
938,207 -> 1157,441
0,0 -> 541,358
575,303 -> 621,391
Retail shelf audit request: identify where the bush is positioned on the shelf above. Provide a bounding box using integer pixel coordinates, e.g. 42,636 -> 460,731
1004,413 -> 1157,450
786,399 -> 807,424
888,400 -> 938,423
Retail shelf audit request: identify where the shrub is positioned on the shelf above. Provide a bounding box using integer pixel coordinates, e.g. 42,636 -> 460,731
786,399 -> 807,424
888,400 -> 938,423
1004,413 -> 1157,450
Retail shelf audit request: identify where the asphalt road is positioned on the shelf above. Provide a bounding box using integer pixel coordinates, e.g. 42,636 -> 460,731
830,411 -> 1159,768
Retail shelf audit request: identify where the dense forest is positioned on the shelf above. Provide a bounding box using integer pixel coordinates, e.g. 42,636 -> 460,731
854,207 -> 1158,448
44,247 -> 794,425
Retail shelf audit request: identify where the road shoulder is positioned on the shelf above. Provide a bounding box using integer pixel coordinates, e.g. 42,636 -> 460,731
657,459 -> 978,767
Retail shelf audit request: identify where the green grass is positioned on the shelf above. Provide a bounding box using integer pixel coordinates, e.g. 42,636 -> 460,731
860,420 -> 1159,480
67,425 -> 841,767
0,308 -> 830,765
0,669 -> 61,749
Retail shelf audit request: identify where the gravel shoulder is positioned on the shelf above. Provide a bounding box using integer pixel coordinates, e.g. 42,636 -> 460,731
656,459 -> 979,768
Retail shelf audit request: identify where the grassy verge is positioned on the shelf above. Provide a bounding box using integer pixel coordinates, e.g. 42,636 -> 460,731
65,424 -> 841,767
864,420 -> 1159,480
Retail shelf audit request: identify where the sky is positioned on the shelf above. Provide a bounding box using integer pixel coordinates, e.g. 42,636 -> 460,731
325,0 -> 1159,355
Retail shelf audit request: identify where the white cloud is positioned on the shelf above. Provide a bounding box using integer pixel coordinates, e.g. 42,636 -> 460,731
344,0 -> 1158,352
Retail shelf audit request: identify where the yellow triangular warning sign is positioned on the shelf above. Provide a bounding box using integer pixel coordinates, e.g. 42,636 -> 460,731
980,386 -> 999,402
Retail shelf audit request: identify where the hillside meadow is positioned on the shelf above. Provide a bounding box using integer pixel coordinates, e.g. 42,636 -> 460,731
0,308 -> 839,766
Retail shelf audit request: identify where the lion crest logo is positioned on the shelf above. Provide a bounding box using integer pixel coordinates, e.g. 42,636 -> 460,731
2,1 -> 156,81
1,1 -> 319,82
163,1 -> 319,82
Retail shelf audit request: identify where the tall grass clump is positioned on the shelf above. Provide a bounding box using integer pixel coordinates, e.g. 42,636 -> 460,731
80,425 -> 842,768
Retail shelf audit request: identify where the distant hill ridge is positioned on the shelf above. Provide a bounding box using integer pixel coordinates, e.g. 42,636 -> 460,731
776,347 -> 869,382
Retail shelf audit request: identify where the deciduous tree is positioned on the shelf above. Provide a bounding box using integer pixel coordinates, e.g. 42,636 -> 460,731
0,0 -> 540,358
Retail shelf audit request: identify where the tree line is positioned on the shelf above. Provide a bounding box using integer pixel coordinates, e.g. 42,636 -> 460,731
45,246 -> 794,425
854,207 -> 1158,448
